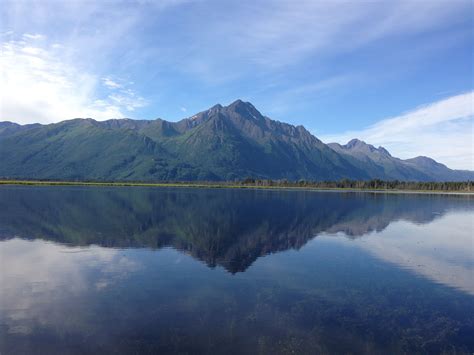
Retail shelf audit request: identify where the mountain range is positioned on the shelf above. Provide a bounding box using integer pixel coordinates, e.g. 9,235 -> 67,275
0,100 -> 472,181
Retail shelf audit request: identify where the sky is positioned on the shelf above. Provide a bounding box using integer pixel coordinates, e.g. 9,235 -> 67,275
0,0 -> 472,169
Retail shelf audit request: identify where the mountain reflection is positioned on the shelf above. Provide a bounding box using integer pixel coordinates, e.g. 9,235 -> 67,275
0,186 -> 472,273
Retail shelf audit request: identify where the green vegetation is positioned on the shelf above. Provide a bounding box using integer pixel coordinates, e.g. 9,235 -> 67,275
1,178 -> 472,192
239,178 -> 474,192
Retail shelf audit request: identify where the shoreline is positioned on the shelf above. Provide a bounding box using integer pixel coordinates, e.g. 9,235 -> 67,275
0,180 -> 472,195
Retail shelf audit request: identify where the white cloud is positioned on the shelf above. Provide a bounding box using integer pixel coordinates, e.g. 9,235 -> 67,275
22,33 -> 45,40
0,35 -> 147,124
108,91 -> 147,111
180,106 -> 187,112
102,77 -> 123,89
320,92 -> 474,170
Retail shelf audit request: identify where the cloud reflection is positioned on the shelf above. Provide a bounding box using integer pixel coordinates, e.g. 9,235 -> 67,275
0,239 -> 140,335
326,211 -> 474,295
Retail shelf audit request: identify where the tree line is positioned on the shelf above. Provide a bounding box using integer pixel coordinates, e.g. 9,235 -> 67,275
238,178 -> 473,191
0,178 -> 472,191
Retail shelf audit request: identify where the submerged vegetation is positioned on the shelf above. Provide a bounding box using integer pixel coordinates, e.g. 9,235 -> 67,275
0,178 -> 472,192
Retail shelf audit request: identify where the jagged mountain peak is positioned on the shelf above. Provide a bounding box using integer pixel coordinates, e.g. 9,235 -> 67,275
346,138 -> 365,147
176,100 -> 266,135
342,139 -> 391,157
345,138 -> 374,150
227,98 -> 250,108
211,103 -> 223,110
183,100 -> 261,124
225,99 -> 263,120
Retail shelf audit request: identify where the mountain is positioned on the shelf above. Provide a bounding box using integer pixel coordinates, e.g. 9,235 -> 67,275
328,139 -> 474,181
0,100 -> 472,181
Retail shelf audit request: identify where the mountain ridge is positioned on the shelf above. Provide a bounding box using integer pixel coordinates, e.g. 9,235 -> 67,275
1,100 -> 472,182
328,138 -> 473,181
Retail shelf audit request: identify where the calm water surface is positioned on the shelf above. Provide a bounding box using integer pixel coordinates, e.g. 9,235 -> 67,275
0,186 -> 473,354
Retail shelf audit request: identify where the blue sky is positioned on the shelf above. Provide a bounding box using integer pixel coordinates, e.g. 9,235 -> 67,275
1,0 -> 472,169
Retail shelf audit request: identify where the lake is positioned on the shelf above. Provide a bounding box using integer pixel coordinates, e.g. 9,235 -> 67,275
0,186 -> 473,354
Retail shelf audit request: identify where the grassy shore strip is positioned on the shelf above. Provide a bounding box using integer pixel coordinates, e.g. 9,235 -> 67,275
0,180 -> 473,195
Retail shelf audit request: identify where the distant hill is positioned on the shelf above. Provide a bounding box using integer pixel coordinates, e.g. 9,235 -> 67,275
1,100 -> 472,181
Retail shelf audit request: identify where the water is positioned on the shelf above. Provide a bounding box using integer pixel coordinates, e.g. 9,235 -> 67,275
0,186 -> 473,354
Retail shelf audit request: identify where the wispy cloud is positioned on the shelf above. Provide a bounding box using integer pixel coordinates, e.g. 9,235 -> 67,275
261,74 -> 356,116
102,77 -> 123,89
22,33 -> 45,40
176,0 -> 470,72
0,35 -> 147,124
108,90 -> 147,112
320,92 -> 474,170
